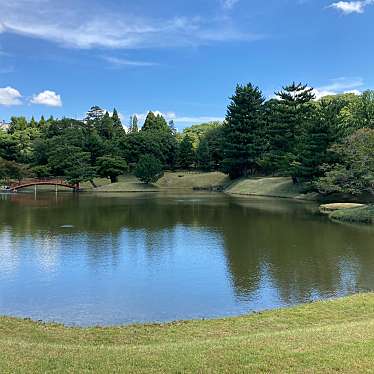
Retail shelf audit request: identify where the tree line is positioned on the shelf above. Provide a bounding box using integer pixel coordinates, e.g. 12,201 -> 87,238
0,83 -> 373,194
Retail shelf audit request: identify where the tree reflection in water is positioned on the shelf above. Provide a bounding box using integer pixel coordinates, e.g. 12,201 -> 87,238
0,192 -> 373,325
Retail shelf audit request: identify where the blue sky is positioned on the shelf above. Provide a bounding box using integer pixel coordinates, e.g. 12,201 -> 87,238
0,0 -> 373,129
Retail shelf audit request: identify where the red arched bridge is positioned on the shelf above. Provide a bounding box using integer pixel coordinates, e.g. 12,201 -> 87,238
9,178 -> 80,192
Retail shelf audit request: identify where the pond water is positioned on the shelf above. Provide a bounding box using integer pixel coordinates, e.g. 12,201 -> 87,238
0,192 -> 373,326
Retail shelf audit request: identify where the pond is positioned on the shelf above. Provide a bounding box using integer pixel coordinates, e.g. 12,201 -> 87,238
0,192 -> 373,326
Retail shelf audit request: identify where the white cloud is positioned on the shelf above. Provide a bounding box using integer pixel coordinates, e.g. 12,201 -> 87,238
271,78 -> 364,101
102,56 -> 158,68
0,86 -> 22,106
329,0 -> 374,14
312,77 -> 364,99
0,1 -> 259,49
312,89 -> 336,100
31,90 -> 62,107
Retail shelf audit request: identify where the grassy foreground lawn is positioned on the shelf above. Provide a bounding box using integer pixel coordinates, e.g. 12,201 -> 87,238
1,294 -> 374,373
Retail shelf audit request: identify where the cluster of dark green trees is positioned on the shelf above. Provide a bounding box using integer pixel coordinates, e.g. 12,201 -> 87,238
195,83 -> 373,195
0,106 -> 178,185
1,83 -> 373,194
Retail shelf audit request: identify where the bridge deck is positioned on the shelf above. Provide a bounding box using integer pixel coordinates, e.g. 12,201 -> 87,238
9,179 -> 79,191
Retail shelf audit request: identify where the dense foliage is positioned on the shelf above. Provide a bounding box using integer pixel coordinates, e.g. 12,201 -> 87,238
134,155 -> 164,184
1,83 -> 373,195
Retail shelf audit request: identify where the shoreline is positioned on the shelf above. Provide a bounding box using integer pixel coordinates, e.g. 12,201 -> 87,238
0,293 -> 363,329
4,173 -> 373,204
1,293 -> 374,372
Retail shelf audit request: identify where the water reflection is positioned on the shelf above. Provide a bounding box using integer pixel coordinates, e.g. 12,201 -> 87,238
0,192 -> 373,326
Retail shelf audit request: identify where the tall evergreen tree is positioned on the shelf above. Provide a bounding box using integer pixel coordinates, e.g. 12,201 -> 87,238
178,135 -> 195,169
222,83 -> 265,179
142,112 -> 169,132
30,116 -> 37,128
155,114 -> 169,131
295,107 -> 333,181
39,115 -> 46,127
85,106 -> 105,123
112,108 -> 122,129
96,112 -> 114,139
169,120 -> 176,135
142,112 -> 157,131
196,138 -> 211,171
266,82 -> 315,181
129,115 -> 139,133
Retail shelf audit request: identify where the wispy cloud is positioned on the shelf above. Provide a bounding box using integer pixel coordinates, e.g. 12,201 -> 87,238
0,0 -> 258,49
221,0 -> 240,10
102,56 -> 159,68
313,77 -> 364,99
318,77 -> 364,91
329,0 -> 374,14
0,66 -> 14,74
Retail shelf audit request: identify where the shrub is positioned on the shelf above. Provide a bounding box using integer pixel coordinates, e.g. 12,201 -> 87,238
135,155 -> 164,184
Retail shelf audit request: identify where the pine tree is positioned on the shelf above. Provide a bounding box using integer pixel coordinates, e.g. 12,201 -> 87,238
130,115 -> 139,133
30,116 -> 37,128
296,107 -> 334,181
142,112 -> 157,131
178,135 -> 195,169
142,112 -> 169,132
39,115 -> 46,127
98,112 -> 114,139
222,83 -> 265,179
155,114 -> 169,131
112,108 -> 122,128
169,120 -> 176,135
196,138 -> 211,171
85,106 -> 105,123
266,82 -> 315,181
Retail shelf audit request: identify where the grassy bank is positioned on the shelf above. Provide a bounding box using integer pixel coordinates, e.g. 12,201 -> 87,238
156,171 -> 229,190
1,294 -> 374,373
226,176 -> 318,200
82,172 -> 229,192
330,205 -> 374,224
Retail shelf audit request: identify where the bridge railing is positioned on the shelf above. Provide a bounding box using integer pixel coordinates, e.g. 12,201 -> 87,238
9,178 -> 77,189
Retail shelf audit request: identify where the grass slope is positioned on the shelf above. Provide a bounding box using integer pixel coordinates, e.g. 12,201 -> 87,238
1,294 -> 374,373
156,171 -> 229,190
82,172 -> 230,192
330,205 -> 374,224
226,177 -> 317,200
92,175 -> 158,192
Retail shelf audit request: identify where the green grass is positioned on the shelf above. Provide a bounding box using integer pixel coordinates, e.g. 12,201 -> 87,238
92,175 -> 158,192
81,172 -> 230,192
156,171 -> 229,190
320,203 -> 366,212
226,176 -> 317,200
1,294 -> 374,373
330,205 -> 374,224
